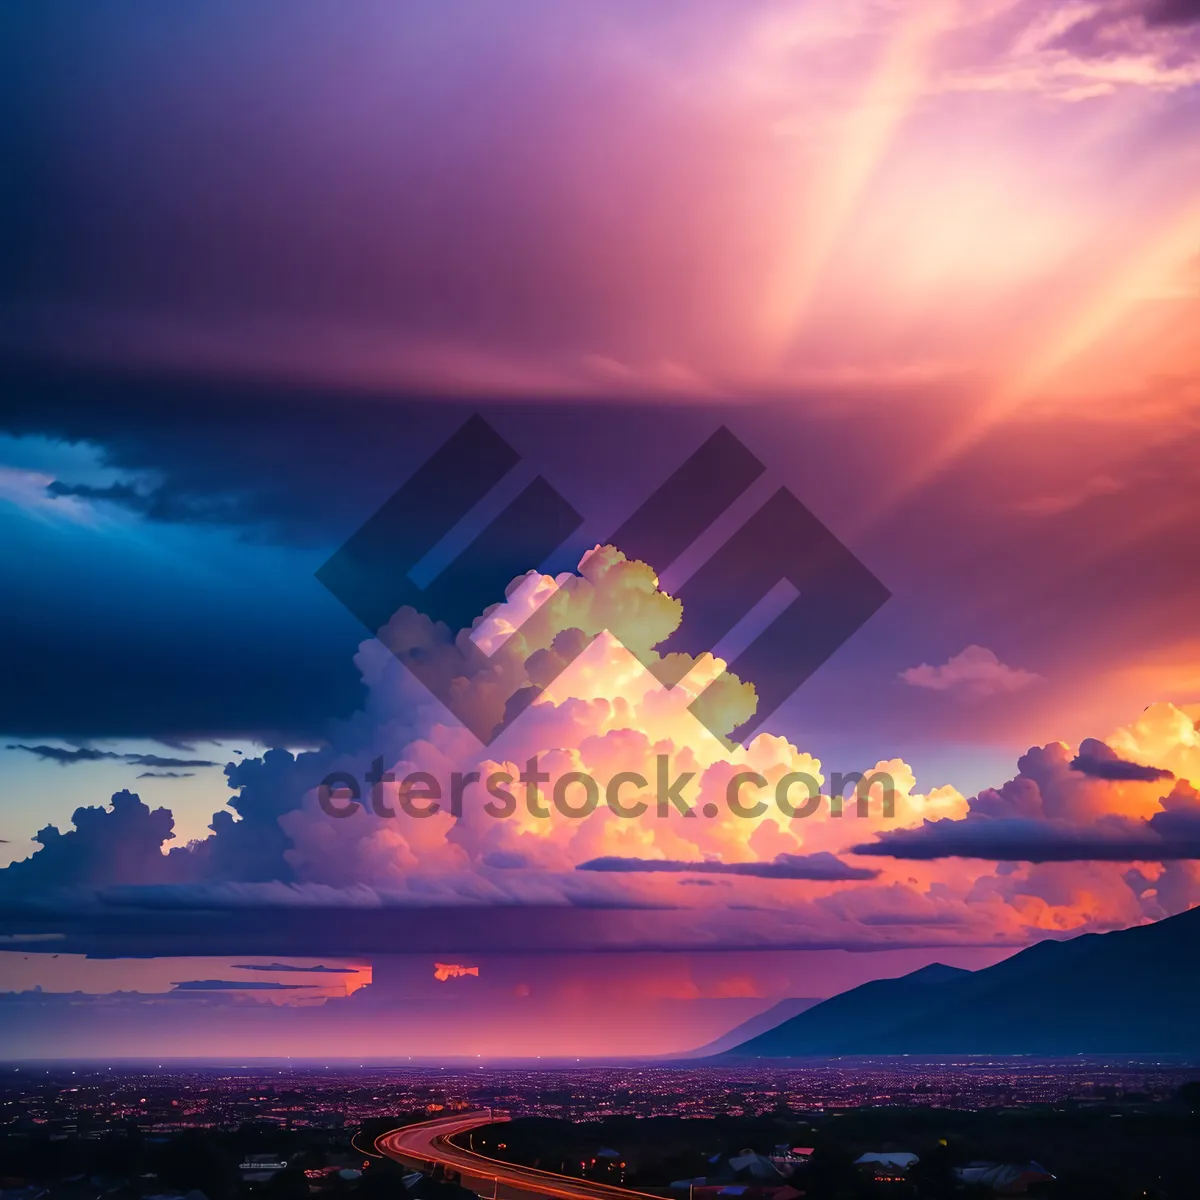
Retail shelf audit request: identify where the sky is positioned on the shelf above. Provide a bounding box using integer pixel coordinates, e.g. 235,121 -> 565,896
2,0 -> 1200,1058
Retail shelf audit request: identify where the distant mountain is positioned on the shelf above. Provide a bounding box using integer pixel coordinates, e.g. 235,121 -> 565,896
730,905 -> 1200,1056
675,998 -> 822,1057
727,964 -> 971,1057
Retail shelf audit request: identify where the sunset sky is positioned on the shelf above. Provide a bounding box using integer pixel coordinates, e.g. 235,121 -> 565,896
2,0 -> 1200,1058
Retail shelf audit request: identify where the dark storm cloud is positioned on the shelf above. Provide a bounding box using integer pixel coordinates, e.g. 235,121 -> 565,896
0,368 -> 476,545
170,979 -> 304,991
0,365 -> 729,745
232,963 -> 359,974
0,894 -> 1012,959
45,479 -> 242,525
6,745 -> 122,764
577,852 -> 879,881
1069,737 -> 1174,782
854,802 -> 1200,863
854,817 -> 1177,861
0,589 -> 366,744
0,396 -> 371,742
854,738 -> 1200,863
7,745 -> 218,769
0,365 -> 727,547
131,754 -> 219,769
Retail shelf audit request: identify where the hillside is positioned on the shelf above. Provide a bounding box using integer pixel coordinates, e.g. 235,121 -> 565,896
731,905 -> 1200,1056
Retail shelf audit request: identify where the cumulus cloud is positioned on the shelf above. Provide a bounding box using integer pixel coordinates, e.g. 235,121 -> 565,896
2,790 -> 180,889
5,551 -> 1200,957
856,720 -> 1200,874
0,546 -> 970,953
900,645 -> 1041,696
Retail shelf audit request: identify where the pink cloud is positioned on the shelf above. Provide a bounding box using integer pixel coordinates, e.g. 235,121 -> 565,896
900,644 -> 1041,696
9,553 -> 1200,970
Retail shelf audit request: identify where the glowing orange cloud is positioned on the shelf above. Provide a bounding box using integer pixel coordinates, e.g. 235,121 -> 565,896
434,963 -> 481,982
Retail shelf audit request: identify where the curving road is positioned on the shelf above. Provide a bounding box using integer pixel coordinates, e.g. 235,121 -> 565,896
375,1112 -> 660,1200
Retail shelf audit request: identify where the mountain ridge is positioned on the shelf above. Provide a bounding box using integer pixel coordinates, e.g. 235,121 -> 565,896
729,905 -> 1200,1056
674,997 -> 822,1057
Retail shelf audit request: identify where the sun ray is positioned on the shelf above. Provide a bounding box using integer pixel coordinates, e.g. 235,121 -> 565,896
849,195 -> 1200,535
756,0 -> 955,366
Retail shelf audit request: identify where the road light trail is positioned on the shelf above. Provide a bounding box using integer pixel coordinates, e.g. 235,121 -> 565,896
376,1112 -> 658,1200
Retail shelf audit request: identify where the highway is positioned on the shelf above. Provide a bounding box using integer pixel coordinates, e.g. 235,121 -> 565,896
375,1112 -> 661,1200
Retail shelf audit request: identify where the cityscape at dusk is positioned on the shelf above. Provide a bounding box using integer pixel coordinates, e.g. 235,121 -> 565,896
3,0 -> 1200,1196
8,1062 -> 1200,1127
